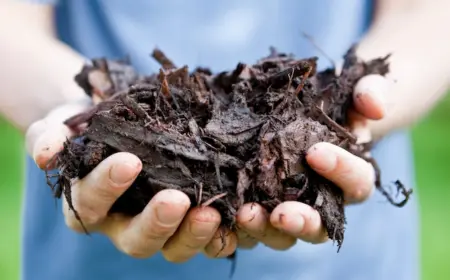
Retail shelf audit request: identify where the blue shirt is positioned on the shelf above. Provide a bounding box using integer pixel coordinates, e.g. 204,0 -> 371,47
22,1 -> 419,279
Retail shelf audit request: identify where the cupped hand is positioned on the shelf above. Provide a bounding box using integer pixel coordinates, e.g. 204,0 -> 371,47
25,99 -> 236,263
25,73 -> 387,258
235,74 -> 389,250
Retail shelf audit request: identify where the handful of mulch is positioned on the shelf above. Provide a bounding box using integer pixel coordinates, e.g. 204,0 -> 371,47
47,45 -> 412,252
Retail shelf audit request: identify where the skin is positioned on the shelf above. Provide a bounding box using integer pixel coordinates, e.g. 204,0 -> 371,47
27,74 -> 384,261
1,0 -> 450,263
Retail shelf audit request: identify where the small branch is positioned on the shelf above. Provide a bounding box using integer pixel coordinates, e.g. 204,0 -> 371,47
152,48 -> 176,70
158,69 -> 171,98
119,94 -> 153,125
294,64 -> 313,95
197,183 -> 204,206
301,31 -> 336,69
167,65 -> 190,86
313,105 -> 357,144
266,59 -> 316,89
202,192 -> 228,207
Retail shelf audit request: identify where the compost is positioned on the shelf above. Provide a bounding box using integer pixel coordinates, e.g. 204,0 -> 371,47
46,45 -> 412,252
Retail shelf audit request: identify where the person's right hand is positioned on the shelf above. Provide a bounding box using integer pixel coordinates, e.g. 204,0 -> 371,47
25,99 -> 237,262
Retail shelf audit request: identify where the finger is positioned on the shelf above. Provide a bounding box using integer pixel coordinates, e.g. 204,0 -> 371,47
236,203 -> 296,250
63,152 -> 142,231
25,119 -> 47,157
30,100 -> 91,169
347,109 -> 372,145
236,228 -> 258,249
353,74 -> 388,120
306,142 -> 375,204
270,201 -> 328,244
203,227 -> 237,258
104,189 -> 191,259
161,206 -> 221,263
32,122 -> 74,169
45,98 -> 92,124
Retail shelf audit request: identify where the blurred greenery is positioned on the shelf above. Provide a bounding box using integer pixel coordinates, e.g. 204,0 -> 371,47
0,95 -> 449,280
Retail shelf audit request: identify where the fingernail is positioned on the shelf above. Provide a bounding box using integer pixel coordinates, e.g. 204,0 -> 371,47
155,203 -> 184,226
275,213 -> 304,234
307,145 -> 337,173
356,92 -> 385,116
292,214 -> 305,233
109,160 -> 141,185
354,74 -> 388,119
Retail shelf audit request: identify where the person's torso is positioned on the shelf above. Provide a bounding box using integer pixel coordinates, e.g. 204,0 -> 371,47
21,1 -> 419,279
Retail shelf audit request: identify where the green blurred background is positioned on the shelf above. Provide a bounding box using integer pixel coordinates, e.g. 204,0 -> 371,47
0,94 -> 449,279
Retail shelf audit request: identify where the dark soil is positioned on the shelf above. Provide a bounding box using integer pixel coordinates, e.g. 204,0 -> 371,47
46,45 -> 412,253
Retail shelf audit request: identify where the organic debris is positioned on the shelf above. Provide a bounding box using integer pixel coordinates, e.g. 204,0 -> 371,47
47,45 -> 412,253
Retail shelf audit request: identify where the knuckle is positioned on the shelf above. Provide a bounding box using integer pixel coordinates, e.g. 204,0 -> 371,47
63,200 -> 105,230
236,231 -> 259,249
79,210 -> 104,226
308,230 -> 329,244
348,186 -> 370,203
63,208 -> 100,233
64,215 -> 85,233
64,212 -> 98,233
238,241 -> 258,249
192,208 -> 221,225
120,244 -> 151,259
216,233 -> 238,257
114,229 -> 155,259
93,181 -> 119,202
146,224 -> 176,240
204,245 -> 219,258
161,250 -> 190,263
270,237 -> 296,251
347,162 -> 375,203
136,216 -> 178,243
74,196 -> 106,223
62,200 -> 83,232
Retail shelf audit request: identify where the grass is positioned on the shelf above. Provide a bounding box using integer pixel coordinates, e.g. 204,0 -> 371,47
0,117 -> 24,279
0,95 -> 449,279
411,94 -> 450,279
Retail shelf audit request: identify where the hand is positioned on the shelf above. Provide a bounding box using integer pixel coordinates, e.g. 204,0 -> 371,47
26,99 -> 237,263
25,73 -> 386,259
235,74 -> 388,250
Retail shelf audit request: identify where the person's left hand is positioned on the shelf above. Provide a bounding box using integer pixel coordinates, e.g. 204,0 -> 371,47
234,74 -> 388,250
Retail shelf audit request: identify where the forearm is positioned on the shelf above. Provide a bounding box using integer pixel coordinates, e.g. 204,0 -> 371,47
357,1 -> 450,139
0,1 -> 87,133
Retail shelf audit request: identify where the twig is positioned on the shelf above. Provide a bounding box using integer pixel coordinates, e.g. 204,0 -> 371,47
301,31 -> 336,69
202,192 -> 227,207
152,48 -> 176,70
314,105 -> 357,144
167,65 -> 190,86
197,183 -> 204,206
294,63 -> 313,95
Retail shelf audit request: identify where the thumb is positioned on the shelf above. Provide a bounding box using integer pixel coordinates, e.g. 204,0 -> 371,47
25,98 -> 91,169
353,74 -> 389,120
347,109 -> 372,145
